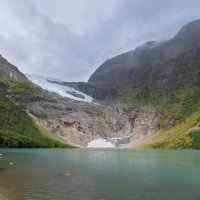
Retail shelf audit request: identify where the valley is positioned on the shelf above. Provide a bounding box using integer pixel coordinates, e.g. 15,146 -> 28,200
1,20 -> 200,149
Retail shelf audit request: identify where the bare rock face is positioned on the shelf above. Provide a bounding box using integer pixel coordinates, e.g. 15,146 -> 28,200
16,90 -> 161,147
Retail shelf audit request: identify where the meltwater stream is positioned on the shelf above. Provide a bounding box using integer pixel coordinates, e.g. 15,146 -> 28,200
0,149 -> 200,200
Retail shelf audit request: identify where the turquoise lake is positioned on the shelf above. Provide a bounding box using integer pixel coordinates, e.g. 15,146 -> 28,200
0,149 -> 200,200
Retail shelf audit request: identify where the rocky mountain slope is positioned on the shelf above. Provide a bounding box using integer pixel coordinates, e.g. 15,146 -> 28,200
85,19 -> 200,148
21,92 -> 160,147
52,19 -> 200,148
0,55 -> 161,147
0,57 -> 72,148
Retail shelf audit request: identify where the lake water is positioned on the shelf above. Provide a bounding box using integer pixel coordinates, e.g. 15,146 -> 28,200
0,149 -> 200,200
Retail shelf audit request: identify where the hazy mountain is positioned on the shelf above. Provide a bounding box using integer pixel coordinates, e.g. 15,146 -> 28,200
88,19 -> 200,93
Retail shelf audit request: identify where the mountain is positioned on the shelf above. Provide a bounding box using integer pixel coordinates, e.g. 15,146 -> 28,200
0,55 -> 161,148
0,56 -> 72,148
84,19 -> 200,148
88,19 -> 200,91
59,20 -> 200,102
1,19 -> 200,149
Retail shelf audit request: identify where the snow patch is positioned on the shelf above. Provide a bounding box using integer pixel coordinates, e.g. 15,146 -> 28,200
87,134 -> 132,148
87,139 -> 115,148
26,74 -> 93,103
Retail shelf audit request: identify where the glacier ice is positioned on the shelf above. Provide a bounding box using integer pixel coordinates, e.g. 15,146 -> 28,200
26,74 -> 93,103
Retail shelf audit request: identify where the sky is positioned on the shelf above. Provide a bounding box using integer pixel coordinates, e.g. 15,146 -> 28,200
0,0 -> 200,82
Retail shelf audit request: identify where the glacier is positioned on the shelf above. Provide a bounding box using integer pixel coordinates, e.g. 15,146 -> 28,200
26,74 -> 93,103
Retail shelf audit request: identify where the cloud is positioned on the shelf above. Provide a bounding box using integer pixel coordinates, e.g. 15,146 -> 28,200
0,0 -> 200,81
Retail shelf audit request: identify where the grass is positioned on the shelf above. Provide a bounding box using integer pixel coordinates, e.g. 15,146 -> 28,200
0,94 -> 73,148
135,112 -> 200,149
145,130 -> 200,149
0,77 -> 40,96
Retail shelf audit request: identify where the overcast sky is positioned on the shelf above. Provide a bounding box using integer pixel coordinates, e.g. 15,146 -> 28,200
0,0 -> 200,81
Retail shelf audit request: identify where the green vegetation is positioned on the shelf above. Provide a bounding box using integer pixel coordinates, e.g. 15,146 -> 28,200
90,58 -> 200,150
146,131 -> 200,149
0,94 -> 72,148
88,22 -> 200,149
156,88 -> 200,130
0,77 -> 40,96
0,59 -> 73,148
138,112 -> 200,149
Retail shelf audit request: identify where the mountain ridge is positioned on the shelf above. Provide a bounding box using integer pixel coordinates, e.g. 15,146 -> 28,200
88,19 -> 200,89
